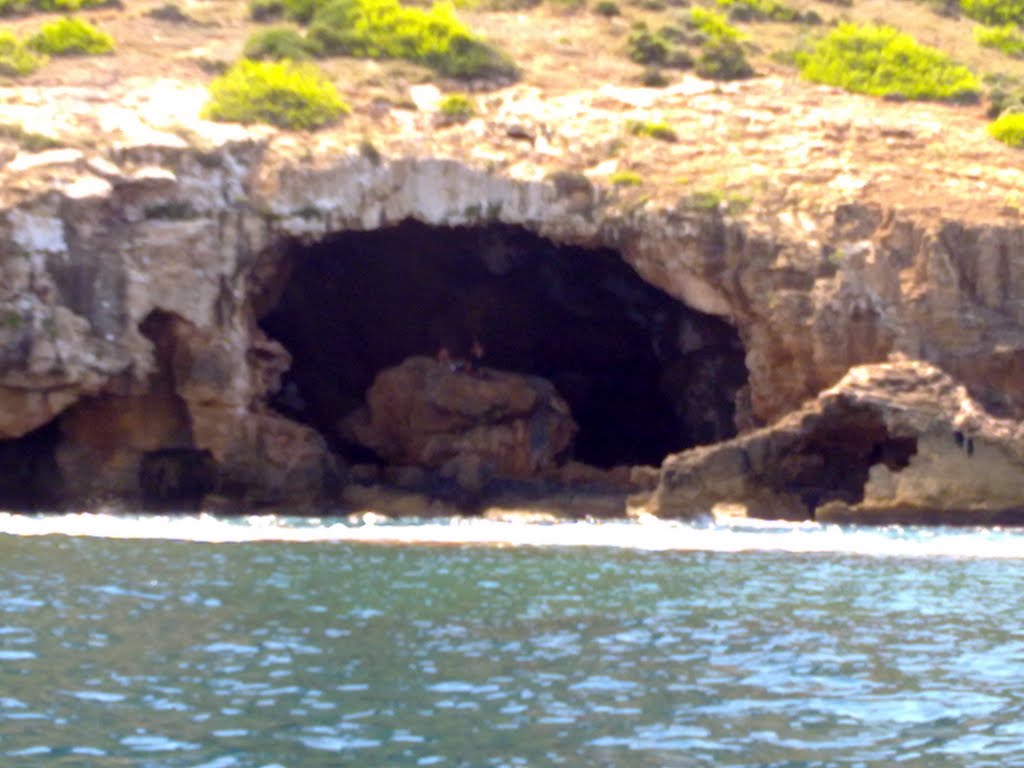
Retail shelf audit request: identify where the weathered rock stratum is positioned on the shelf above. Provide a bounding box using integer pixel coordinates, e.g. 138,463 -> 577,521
1,67 -> 1023,522
344,356 -> 577,483
655,360 -> 1024,525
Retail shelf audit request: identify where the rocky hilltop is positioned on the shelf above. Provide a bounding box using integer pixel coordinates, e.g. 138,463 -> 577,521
2,0 -> 1024,522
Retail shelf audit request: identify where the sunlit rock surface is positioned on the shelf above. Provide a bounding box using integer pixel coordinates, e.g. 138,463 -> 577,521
1,74 -> 1023,516
344,356 -> 577,480
655,361 -> 1024,525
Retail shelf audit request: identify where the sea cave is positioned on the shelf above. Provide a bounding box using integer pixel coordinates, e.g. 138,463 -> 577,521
257,219 -> 750,473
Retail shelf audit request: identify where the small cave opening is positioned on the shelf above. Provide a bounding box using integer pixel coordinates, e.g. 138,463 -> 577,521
0,419 -> 63,510
135,310 -> 217,510
770,403 -> 918,515
257,220 -> 749,470
139,448 -> 217,510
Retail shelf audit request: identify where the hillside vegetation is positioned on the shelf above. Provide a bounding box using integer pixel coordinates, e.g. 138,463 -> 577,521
204,58 -> 349,128
797,23 -> 981,101
0,0 -> 1021,148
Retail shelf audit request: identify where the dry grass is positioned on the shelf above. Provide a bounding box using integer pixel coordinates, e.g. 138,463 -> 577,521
1,0 -> 1021,224
5,0 -> 1022,95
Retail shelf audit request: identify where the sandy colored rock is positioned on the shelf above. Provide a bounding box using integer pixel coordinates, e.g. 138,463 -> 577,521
654,360 -> 1024,525
345,356 -> 577,479
1,20 -> 1024,510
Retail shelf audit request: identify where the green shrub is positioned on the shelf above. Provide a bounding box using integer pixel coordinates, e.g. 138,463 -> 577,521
640,66 -> 668,85
684,190 -> 723,211
359,137 -> 382,164
27,16 -> 113,55
627,23 -> 669,64
986,73 -> 1024,116
686,12 -> 755,80
962,0 -> 1024,25
627,22 -> 693,69
696,37 -> 753,79
38,0 -> 110,9
797,23 -> 981,102
438,91 -> 473,120
593,0 -> 619,14
244,26 -> 320,60
549,0 -> 586,12
657,23 -> 690,42
249,0 -> 283,19
307,0 -> 516,79
975,23 -> 1024,57
146,3 -> 194,22
988,88 -> 1024,116
924,0 -> 963,17
611,170 -> 643,186
0,30 -> 44,74
715,0 -> 799,21
666,48 -> 695,68
0,0 -> 109,15
989,111 -> 1024,146
627,118 -> 678,141
203,59 -> 349,129
687,6 -> 744,41
249,0 -> 324,21
0,121 -> 60,149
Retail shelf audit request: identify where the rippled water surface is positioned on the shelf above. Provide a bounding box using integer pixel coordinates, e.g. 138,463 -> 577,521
3,515 -> 1024,766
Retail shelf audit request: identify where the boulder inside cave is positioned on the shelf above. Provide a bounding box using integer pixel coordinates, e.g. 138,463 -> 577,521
257,219 -> 749,474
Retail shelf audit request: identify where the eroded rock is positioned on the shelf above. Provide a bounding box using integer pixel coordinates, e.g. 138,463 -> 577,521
2,74 -> 1024,514
344,356 -> 577,483
654,360 -> 1024,525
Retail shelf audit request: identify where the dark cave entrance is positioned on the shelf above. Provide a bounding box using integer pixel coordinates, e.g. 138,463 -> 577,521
771,403 -> 918,515
257,220 -> 749,469
0,420 -> 62,510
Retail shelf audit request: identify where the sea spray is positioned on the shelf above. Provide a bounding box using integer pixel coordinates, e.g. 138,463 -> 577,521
0,511 -> 1021,559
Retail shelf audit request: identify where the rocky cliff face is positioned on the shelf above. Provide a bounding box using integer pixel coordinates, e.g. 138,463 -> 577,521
2,76 -> 1023,519
654,360 -> 1024,524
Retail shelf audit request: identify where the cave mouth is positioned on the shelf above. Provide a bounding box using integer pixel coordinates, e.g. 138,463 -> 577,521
257,219 -> 749,470
0,419 -> 62,511
771,403 -> 918,516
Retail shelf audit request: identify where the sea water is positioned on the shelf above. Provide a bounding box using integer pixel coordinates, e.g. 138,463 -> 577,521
1,513 -> 1023,767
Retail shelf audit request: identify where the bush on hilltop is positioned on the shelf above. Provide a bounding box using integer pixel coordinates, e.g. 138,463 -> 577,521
687,6 -> 744,41
627,23 -> 669,64
627,118 -> 678,141
307,0 -> 517,79
249,0 -> 324,22
27,16 -> 113,55
986,72 -> 1024,116
0,29 -> 45,74
714,0 -> 815,23
0,0 -> 109,16
961,0 -> 1024,25
203,59 -> 349,130
697,36 -> 754,79
244,26 -> 321,60
975,23 -> 1024,57
683,8 -> 754,80
797,23 -> 981,102
989,110 -> 1024,146
438,92 -> 474,122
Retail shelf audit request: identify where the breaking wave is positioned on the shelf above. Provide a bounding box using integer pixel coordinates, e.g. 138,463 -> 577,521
0,511 -> 1022,559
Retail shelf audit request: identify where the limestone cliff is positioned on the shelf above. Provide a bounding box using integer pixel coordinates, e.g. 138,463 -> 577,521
1,72 -> 1023,519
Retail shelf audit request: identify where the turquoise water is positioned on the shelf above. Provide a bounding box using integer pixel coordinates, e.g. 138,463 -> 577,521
2,515 -> 1024,766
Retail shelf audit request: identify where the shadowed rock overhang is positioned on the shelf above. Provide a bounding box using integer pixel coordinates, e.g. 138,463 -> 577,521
257,219 -> 750,470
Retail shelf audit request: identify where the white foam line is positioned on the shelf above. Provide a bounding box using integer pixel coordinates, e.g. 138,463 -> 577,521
0,512 -> 1023,559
